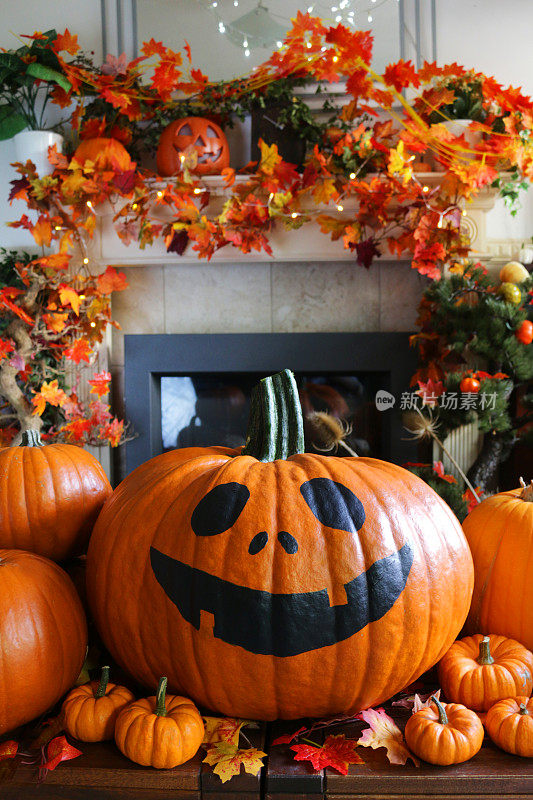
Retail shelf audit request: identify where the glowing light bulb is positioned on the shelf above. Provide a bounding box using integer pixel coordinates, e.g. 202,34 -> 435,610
337,204 -> 343,211
233,0 -> 238,5
179,154 -> 185,163
277,40 -> 283,47
243,38 -> 248,47
349,172 -> 356,179
306,41 -> 312,48
79,294 -> 86,301
335,15 -> 342,21
245,48 -> 250,56
90,322 -> 96,327
331,6 -> 337,11
368,14 -> 373,21
333,55 -> 338,62
157,191 -> 164,198
422,185 -> 429,193
212,1 -> 217,7
193,188 -> 202,195
86,200 -> 92,208
83,257 -> 89,264
307,5 -> 314,10
291,212 -> 298,218
437,217 -> 444,228
132,202 -> 138,209
54,225 -> 61,231
218,21 -> 225,32
462,209 -> 467,216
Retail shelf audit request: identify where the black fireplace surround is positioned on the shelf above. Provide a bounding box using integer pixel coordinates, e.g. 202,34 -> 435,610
124,332 -> 417,475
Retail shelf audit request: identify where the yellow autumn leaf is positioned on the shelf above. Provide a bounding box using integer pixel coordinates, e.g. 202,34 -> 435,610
312,178 -> 339,205
59,286 -> 80,316
258,139 -> 281,175
202,717 -> 247,746
387,141 -> 413,185
357,707 -> 419,767
203,742 -> 266,783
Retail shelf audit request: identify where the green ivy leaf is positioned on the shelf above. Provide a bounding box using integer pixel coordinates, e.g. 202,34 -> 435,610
0,106 -> 26,140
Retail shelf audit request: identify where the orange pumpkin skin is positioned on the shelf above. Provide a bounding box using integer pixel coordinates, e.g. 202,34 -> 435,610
0,430 -> 112,561
405,698 -> 484,765
74,137 -> 133,171
0,549 -> 87,735
115,679 -> 204,768
156,117 -> 230,176
62,667 -> 135,742
486,696 -> 533,757
438,634 -> 533,711
463,483 -> 533,648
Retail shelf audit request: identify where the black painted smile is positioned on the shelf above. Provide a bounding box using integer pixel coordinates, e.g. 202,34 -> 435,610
150,542 -> 413,657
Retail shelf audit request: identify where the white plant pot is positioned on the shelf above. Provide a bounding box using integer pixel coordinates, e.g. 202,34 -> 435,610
13,130 -> 64,176
434,119 -> 482,172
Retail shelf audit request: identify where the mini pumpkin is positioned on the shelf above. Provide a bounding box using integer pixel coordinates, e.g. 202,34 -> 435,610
463,480 -> 533,649
0,429 -> 112,561
486,696 -> 533,757
516,320 -> 533,345
156,117 -> 230,176
0,549 -> 87,735
404,696 -> 484,765
73,137 -> 133,172
438,634 -> 533,711
87,369 -> 474,720
62,666 -> 135,742
114,677 -> 204,768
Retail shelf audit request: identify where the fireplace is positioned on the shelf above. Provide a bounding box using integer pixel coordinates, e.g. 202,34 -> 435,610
123,332 -> 417,474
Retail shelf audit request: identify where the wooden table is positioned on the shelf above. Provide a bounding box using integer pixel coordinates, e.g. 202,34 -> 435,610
3,707 -> 533,799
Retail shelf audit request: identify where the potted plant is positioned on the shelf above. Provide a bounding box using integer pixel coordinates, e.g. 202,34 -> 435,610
0,29 -> 72,174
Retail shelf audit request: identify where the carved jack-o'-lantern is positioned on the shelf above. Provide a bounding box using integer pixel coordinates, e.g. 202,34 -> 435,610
86,370 -> 473,721
156,117 -> 230,176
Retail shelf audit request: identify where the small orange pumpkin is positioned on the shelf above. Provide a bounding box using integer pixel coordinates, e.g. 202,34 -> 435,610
156,117 -> 230,176
114,677 -> 204,768
62,666 -> 135,742
405,695 -> 484,765
464,480 -> 533,648
0,429 -> 112,561
73,137 -> 133,172
438,634 -> 533,711
486,696 -> 533,757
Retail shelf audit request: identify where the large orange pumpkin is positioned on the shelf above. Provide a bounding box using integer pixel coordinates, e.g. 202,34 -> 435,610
0,429 -> 112,561
86,370 -> 474,720
73,137 -> 133,172
463,480 -> 533,648
0,549 -> 87,734
156,117 -> 230,176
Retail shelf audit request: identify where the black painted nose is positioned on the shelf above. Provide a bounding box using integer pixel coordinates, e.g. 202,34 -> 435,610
248,531 -> 299,555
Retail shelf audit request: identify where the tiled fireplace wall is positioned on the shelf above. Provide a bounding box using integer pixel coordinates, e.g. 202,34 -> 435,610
110,259 -> 425,478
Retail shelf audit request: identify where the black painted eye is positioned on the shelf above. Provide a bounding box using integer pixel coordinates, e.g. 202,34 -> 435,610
300,478 -> 365,532
278,531 -> 298,554
191,482 -> 250,536
249,531 -> 268,555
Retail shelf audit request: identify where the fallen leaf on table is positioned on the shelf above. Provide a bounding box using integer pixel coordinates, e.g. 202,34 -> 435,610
392,689 -> 441,713
202,717 -> 248,746
357,708 -> 419,767
272,726 -> 307,745
291,734 -> 364,774
203,742 -> 266,783
39,735 -> 82,781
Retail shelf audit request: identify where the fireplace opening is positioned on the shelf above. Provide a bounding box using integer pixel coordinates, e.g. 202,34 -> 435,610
124,332 -> 417,475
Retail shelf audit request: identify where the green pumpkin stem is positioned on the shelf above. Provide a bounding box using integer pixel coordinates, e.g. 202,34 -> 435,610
155,677 -> 168,717
242,369 -> 305,462
477,635 -> 495,665
95,666 -> 110,699
520,703 -> 530,716
432,695 -> 448,726
20,429 -> 44,447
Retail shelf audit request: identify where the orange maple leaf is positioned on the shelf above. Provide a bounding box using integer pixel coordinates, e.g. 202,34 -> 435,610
96,266 -> 128,294
291,735 -> 364,774
88,370 -> 111,398
63,338 -> 92,364
357,708 -> 419,767
99,417 -> 124,446
36,253 -> 71,271
0,339 -> 15,360
32,217 -> 52,247
53,29 -> 80,55
32,380 -> 68,416
203,743 -> 266,784
58,285 -> 80,315
383,59 -> 420,92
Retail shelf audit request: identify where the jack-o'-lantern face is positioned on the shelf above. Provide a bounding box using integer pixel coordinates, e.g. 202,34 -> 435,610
156,116 -> 230,176
150,475 -> 413,657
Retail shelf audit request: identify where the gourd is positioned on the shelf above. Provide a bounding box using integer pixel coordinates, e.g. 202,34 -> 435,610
405,696 -> 484,765
87,369 -> 474,720
114,677 -> 204,768
73,137 -> 133,172
438,634 -> 533,711
0,549 -> 87,734
62,666 -> 135,742
0,429 -> 112,561
157,117 -> 230,176
486,697 -> 533,757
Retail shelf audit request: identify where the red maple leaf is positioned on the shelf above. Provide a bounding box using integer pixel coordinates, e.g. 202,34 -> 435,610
291,735 -> 364,774
8,177 -> 30,203
63,339 -> 92,364
166,229 -> 189,255
272,727 -> 306,746
355,238 -> 381,269
383,59 -> 420,92
141,38 -> 166,58
0,339 -> 15,360
433,461 -> 456,483
39,735 -> 82,781
53,29 -> 80,55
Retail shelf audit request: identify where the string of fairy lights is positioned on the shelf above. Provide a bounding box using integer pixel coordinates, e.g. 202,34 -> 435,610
199,0 -> 400,58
